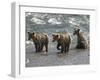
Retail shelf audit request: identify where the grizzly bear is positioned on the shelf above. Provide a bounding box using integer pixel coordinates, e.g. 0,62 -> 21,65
52,32 -> 71,53
28,32 -> 49,53
73,28 -> 87,49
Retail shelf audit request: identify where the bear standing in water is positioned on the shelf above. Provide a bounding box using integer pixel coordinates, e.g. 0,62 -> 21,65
73,28 -> 87,49
28,32 -> 49,53
52,32 -> 71,53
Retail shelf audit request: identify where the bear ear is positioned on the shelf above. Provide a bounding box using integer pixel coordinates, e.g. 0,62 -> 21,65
28,32 -> 30,34
77,29 -> 80,32
56,34 -> 60,39
32,32 -> 36,37
32,32 -> 35,35
56,34 -> 58,37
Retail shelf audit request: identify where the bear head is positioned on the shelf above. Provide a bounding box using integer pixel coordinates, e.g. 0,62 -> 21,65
52,33 -> 60,42
28,32 -> 32,40
28,32 -> 35,40
73,28 -> 80,35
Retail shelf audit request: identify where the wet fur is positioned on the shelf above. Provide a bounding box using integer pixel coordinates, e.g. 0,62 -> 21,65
73,29 -> 87,49
28,32 -> 49,52
52,32 -> 71,53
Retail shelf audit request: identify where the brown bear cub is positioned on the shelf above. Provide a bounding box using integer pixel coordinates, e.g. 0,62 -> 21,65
28,32 -> 49,53
52,32 -> 71,53
73,28 -> 87,49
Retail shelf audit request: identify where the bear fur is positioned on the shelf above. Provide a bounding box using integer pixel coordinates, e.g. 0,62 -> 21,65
28,32 -> 49,52
52,32 -> 71,53
73,28 -> 87,49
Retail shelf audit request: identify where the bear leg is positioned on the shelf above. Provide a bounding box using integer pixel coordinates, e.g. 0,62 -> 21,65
34,44 -> 39,52
38,40 -> 44,52
35,42 -> 41,52
45,44 -> 48,52
66,43 -> 70,52
61,45 -> 65,53
40,43 -> 44,51
57,43 -> 61,50
64,45 -> 67,53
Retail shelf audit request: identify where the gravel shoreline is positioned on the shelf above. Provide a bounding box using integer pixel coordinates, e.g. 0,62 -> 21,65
25,44 -> 89,67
